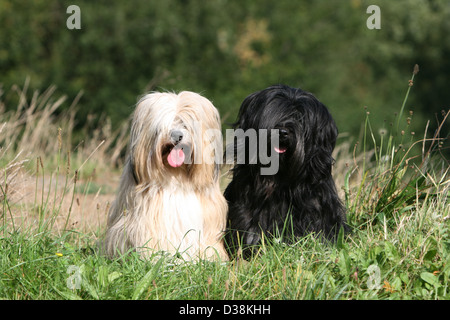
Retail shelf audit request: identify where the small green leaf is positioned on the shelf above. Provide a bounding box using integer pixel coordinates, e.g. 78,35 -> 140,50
338,250 -> 351,277
368,245 -> 383,261
108,271 -> 122,283
132,256 -> 164,300
97,265 -> 109,287
384,242 -> 399,261
336,226 -> 345,250
420,272 -> 440,287
392,276 -> 402,290
399,272 -> 409,284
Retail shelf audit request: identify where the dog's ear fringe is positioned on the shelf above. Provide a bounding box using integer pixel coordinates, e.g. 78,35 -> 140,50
130,158 -> 139,184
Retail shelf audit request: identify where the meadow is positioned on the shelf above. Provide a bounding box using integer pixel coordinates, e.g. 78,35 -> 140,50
1,70 -> 449,300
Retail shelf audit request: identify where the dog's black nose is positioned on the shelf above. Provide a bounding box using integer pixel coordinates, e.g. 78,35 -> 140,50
170,130 -> 184,143
279,128 -> 289,137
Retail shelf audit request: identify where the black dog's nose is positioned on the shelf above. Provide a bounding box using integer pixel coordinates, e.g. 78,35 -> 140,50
170,130 -> 184,143
279,128 -> 289,137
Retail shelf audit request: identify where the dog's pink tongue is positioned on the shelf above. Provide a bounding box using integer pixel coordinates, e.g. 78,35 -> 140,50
274,147 -> 287,153
167,148 -> 185,167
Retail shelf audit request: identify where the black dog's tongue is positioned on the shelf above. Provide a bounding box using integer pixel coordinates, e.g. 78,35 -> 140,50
274,146 -> 287,153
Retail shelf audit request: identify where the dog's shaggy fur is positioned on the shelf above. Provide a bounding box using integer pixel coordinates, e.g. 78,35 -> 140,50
102,91 -> 228,261
224,84 -> 347,259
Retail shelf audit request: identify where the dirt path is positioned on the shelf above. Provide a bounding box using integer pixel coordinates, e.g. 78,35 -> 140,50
4,168 -> 120,237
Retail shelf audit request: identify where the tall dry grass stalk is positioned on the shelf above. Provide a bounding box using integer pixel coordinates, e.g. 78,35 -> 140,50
0,78 -> 129,169
333,65 -> 449,228
1,79 -> 129,234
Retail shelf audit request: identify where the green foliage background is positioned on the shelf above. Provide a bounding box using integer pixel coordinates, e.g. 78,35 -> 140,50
1,0 -> 449,139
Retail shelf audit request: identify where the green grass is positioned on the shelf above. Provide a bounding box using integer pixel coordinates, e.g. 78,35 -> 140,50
1,198 -> 449,300
1,67 -> 449,300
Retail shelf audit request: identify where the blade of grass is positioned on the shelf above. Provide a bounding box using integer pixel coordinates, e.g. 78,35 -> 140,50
132,256 -> 165,300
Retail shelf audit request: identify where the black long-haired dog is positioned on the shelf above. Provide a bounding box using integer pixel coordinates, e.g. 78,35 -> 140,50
224,84 -> 347,259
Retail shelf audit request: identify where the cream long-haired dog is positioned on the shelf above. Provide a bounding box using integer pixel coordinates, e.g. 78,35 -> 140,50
101,91 -> 228,261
